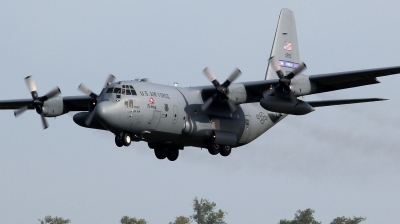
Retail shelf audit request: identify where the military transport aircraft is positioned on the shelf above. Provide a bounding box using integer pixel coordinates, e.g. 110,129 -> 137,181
1,8 -> 399,161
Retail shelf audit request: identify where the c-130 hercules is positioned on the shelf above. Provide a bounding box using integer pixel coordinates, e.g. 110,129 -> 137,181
1,9 -> 399,161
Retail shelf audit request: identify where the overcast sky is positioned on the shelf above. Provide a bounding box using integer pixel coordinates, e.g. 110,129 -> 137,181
1,1 -> 400,223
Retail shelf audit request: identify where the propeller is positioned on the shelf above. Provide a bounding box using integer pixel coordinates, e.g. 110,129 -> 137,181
78,74 -> 116,126
201,67 -> 241,112
263,56 -> 307,99
14,76 -> 61,129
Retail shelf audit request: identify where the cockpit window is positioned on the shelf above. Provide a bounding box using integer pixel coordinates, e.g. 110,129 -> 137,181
113,88 -> 121,94
129,85 -> 137,95
106,88 -> 113,93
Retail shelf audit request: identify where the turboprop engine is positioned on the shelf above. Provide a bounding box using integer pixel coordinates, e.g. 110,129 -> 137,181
260,56 -> 314,115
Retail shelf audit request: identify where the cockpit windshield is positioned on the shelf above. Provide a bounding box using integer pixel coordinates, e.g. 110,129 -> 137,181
113,88 -> 121,94
104,85 -> 137,96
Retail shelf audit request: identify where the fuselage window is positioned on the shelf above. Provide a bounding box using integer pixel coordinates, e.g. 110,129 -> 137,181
106,88 -> 113,93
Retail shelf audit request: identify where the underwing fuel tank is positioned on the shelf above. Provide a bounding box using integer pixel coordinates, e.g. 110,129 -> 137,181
260,96 -> 314,115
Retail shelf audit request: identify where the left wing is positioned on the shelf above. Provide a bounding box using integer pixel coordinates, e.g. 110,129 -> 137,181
198,66 -> 400,104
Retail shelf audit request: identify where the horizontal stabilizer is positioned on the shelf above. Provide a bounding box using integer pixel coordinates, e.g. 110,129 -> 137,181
307,98 -> 387,107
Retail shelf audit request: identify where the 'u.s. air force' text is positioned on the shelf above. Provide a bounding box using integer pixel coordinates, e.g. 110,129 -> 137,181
139,91 -> 170,99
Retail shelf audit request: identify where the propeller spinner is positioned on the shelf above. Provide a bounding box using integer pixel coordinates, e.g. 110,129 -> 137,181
263,56 -> 307,99
201,67 -> 241,112
14,76 -> 61,129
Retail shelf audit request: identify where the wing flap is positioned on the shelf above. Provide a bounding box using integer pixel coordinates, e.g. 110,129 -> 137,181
307,98 -> 387,107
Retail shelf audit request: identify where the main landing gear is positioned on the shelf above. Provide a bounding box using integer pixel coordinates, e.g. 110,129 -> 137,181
114,132 -> 136,147
207,143 -> 232,157
149,143 -> 182,161
154,147 -> 179,161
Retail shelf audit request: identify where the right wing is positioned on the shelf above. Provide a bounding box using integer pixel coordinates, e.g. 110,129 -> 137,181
0,95 -> 92,111
63,95 -> 92,111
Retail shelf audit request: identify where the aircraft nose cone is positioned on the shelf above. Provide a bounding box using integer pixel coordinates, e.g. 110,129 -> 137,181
94,101 -> 119,128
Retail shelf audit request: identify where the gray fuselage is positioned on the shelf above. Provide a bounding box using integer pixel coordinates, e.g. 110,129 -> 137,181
93,80 -> 284,149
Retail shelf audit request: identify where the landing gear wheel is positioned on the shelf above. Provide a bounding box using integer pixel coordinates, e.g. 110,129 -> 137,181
122,132 -> 131,147
166,149 -> 179,161
115,135 -> 123,147
154,148 -> 167,160
220,145 -> 232,157
207,143 -> 220,155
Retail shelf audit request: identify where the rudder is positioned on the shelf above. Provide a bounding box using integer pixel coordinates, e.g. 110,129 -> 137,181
265,9 -> 301,80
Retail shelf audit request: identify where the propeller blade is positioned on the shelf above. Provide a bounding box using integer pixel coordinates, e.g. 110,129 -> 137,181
201,93 -> 218,111
269,56 -> 284,78
227,68 -> 241,83
203,67 -> 216,82
203,67 -> 220,88
222,68 -> 241,87
14,106 -> 29,117
24,76 -> 37,93
41,87 -> 61,101
85,111 -> 95,126
262,88 -> 275,98
285,62 -> 307,79
78,83 -> 98,99
40,113 -> 49,129
227,100 -> 237,112
103,74 -> 116,89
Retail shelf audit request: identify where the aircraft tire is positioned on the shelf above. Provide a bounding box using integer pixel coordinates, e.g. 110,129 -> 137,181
220,145 -> 232,157
166,149 -> 179,161
154,148 -> 167,160
115,135 -> 123,147
207,143 -> 220,155
122,132 -> 131,147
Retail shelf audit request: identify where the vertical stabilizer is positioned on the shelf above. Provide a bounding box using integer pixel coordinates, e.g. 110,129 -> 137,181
265,9 -> 300,80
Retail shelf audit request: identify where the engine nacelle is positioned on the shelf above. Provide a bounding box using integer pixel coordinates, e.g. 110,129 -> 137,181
227,83 -> 247,104
73,112 -> 106,130
42,97 -> 69,117
260,96 -> 314,115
